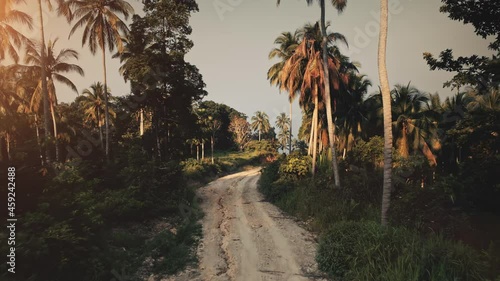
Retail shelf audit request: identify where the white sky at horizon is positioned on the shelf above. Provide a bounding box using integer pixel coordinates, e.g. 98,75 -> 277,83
4,0 -> 495,135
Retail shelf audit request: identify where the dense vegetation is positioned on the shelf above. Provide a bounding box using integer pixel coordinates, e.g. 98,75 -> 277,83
261,0 -> 500,280
1,0 -> 499,280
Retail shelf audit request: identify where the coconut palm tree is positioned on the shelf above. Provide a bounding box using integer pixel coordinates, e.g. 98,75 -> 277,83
378,0 -> 392,226
24,38 -> 84,161
336,74 -> 372,157
280,23 -> 351,175
268,31 -> 300,154
79,82 -> 111,150
64,0 -> 134,158
391,83 -> 440,164
278,0 -> 348,187
251,111 -> 271,141
276,112 -> 291,152
0,0 -> 32,63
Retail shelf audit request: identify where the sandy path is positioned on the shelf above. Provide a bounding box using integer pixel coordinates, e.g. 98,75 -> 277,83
195,168 -> 327,281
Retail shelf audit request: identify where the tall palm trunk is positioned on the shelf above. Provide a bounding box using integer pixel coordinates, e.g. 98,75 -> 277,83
38,0 -> 51,164
101,35 -> 110,158
308,113 -> 314,155
211,136 -> 215,164
320,0 -> 340,187
378,0 -> 393,226
201,141 -> 205,161
398,124 -> 409,158
289,101 -> 292,153
34,114 -> 44,165
139,108 -> 144,136
258,130 -> 261,141
97,109 -> 104,150
50,102 -> 59,161
312,95 -> 319,175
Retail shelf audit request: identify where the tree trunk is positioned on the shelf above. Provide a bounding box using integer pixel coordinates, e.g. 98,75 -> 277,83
308,114 -> 314,156
101,35 -> 110,159
378,0 -> 393,226
38,0 -> 51,165
50,102 -> 59,162
289,101 -> 292,153
34,115 -> 44,165
196,144 -> 200,161
320,0 -> 340,187
97,109 -> 104,150
211,136 -> 214,164
312,95 -> 319,176
6,132 -> 11,161
201,141 -> 205,161
140,108 -> 144,136
398,124 -> 409,158
259,130 -> 261,141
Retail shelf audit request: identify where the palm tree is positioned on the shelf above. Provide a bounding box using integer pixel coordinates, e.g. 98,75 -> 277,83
276,112 -> 291,152
391,83 -> 440,164
65,0 -> 134,158
25,38 -> 84,161
251,111 -> 271,141
0,0 -> 32,63
278,0 -> 347,186
280,23 -> 351,175
268,31 -> 300,153
336,74 -> 372,157
79,82 -> 109,150
378,0 -> 392,226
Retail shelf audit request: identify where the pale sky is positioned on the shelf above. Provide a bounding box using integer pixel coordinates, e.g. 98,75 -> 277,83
9,0 -> 495,134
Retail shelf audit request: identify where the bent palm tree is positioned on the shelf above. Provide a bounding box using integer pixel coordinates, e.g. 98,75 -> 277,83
65,0 -> 133,158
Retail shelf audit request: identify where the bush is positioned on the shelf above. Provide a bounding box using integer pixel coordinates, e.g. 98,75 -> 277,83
278,154 -> 311,180
317,221 -> 487,281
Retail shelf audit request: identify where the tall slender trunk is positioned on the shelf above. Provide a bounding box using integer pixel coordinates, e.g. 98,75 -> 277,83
38,0 -> 51,165
101,36 -> 110,159
378,0 -> 393,226
97,109 -> 104,150
34,114 -> 44,165
201,141 -> 205,161
139,108 -> 144,136
289,101 -> 292,153
320,0 -> 340,187
259,130 -> 261,141
196,144 -> 200,161
5,132 -> 11,161
50,102 -> 59,162
211,136 -> 215,164
398,125 -> 409,158
312,95 -> 319,176
308,113 -> 314,156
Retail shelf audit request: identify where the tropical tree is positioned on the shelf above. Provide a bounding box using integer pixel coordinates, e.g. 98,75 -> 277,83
229,116 -> 251,151
378,0 -> 392,226
251,111 -> 271,141
0,0 -> 32,63
79,82 -> 112,150
391,83 -> 440,165
275,112 -> 291,152
278,0 -> 348,187
336,73 -> 372,157
268,31 -> 300,153
279,22 -> 352,175
24,38 -> 84,161
64,0 -> 134,158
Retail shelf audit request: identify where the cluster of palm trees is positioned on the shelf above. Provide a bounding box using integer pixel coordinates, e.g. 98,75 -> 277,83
0,0 -> 133,163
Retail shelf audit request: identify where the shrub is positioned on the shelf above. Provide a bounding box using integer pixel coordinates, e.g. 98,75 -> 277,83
278,154 -> 311,180
317,221 -> 487,281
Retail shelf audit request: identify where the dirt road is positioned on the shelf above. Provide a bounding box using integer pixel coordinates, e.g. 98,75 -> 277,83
195,168 -> 327,281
